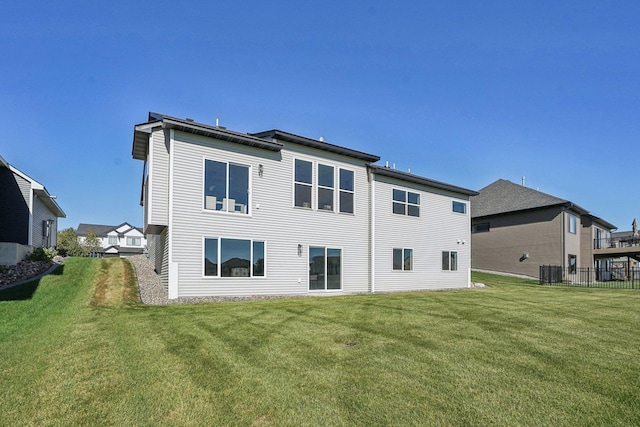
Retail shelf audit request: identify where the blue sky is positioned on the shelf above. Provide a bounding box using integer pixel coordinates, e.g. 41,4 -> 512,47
1,1 -> 638,232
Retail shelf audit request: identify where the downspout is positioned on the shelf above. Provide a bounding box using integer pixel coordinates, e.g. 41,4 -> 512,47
562,210 -> 566,268
370,169 -> 376,293
28,189 -> 34,246
167,128 -> 178,299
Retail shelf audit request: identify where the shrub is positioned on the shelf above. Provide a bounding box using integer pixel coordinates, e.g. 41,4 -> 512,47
27,247 -> 58,262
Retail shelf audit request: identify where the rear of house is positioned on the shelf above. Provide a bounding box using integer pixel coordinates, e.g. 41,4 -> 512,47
370,166 -> 475,292
133,113 -> 477,298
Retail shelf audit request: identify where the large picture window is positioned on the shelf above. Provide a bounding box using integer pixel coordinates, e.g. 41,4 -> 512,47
294,159 -> 313,208
393,189 -> 420,217
309,246 -> 342,290
204,159 -> 250,214
339,169 -> 354,213
442,251 -> 458,271
204,237 -> 265,278
393,248 -> 413,271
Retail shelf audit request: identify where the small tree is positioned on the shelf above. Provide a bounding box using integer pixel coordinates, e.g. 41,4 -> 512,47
82,231 -> 102,257
57,227 -> 83,257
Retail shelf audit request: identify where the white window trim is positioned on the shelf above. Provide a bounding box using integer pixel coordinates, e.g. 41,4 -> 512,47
452,200 -> 467,215
293,157 -> 314,210
202,157 -> 252,216
317,163 -> 336,212
338,167 -> 356,215
307,244 -> 343,292
392,189 -> 420,218
442,250 -> 459,271
292,158 -> 356,215
392,247 -> 414,272
202,236 -> 267,279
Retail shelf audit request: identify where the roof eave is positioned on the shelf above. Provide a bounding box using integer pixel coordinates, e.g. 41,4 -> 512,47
252,130 -> 380,162
34,188 -> 66,218
368,165 -> 478,196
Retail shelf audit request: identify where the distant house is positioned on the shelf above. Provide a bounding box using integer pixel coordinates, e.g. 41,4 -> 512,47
77,222 -> 146,257
132,112 -> 477,299
0,155 -> 66,265
471,179 -> 617,278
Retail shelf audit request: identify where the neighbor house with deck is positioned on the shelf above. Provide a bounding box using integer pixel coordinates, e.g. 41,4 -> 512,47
471,179 -> 618,278
132,113 -> 477,299
0,155 -> 66,265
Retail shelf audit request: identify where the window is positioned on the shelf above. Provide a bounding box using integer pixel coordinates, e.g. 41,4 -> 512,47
568,214 -> 577,234
452,201 -> 467,214
204,238 -> 265,277
393,248 -> 413,271
204,159 -> 250,214
568,254 -> 577,274
108,236 -> 117,245
472,222 -> 490,233
309,246 -> 341,290
294,159 -> 313,208
393,189 -> 420,217
442,251 -> 458,271
339,169 -> 354,213
317,164 -> 334,211
126,237 -> 141,246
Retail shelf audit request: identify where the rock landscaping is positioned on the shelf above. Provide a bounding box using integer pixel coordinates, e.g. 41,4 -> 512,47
0,257 -> 62,290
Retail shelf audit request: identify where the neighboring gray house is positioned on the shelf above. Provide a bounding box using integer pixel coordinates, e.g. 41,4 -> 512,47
77,222 -> 146,257
132,112 -> 477,299
471,179 -> 617,278
0,155 -> 66,265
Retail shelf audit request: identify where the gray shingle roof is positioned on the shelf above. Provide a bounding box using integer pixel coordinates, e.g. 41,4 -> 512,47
77,222 -> 142,237
471,179 -> 588,218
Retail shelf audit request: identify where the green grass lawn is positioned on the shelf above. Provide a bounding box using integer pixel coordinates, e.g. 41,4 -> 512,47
1,259 -> 639,426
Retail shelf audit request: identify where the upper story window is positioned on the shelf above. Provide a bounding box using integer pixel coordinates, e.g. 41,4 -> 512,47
204,159 -> 250,214
294,159 -> 355,214
126,237 -> 141,246
568,214 -> 577,234
452,201 -> 467,214
108,236 -> 117,245
393,189 -> 420,217
294,159 -> 313,208
317,164 -> 334,211
339,169 -> 354,214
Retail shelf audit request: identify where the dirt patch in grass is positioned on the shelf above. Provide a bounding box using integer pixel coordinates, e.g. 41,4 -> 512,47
91,258 -> 140,308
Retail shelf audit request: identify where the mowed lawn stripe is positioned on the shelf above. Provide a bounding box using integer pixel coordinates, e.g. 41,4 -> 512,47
0,260 -> 638,426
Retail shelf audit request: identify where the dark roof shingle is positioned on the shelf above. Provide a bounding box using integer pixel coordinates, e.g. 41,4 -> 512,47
471,179 -> 588,218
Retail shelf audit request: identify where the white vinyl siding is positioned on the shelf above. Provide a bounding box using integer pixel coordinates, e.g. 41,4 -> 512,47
165,131 -> 371,297
147,130 -> 169,229
32,196 -> 58,247
373,175 -> 471,292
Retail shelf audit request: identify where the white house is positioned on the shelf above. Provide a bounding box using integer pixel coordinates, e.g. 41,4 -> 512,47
77,222 -> 146,257
132,113 -> 477,299
0,154 -> 66,265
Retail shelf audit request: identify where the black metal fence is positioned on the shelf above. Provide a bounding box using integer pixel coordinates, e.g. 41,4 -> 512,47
539,265 -> 640,289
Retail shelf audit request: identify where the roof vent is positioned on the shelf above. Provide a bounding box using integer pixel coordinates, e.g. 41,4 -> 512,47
319,136 -> 324,142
